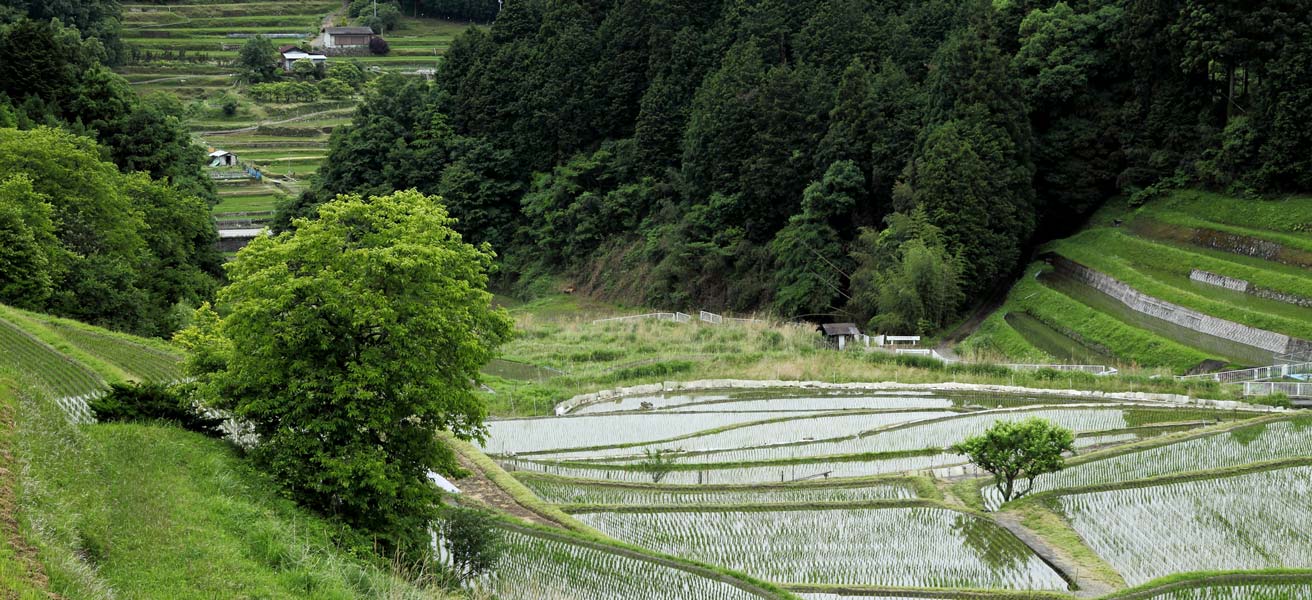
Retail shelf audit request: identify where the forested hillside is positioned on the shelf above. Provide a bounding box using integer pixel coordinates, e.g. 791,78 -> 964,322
0,3 -> 222,337
294,0 -> 1311,332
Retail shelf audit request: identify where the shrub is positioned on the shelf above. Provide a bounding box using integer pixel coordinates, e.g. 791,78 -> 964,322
88,381 -> 225,437
437,507 -> 505,586
369,36 -> 390,55
316,78 -> 353,99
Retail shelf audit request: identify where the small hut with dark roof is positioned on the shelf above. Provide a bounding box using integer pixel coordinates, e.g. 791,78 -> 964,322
818,322 -> 863,350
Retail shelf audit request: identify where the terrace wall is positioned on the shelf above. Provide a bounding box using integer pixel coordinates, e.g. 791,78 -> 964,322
1052,257 -> 1306,355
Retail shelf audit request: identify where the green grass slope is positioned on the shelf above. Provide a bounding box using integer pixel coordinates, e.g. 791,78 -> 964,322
2,372 -> 454,599
962,192 -> 1312,373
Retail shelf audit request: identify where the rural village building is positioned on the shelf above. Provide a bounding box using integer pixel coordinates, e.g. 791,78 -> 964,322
322,26 -> 375,49
819,323 -> 867,350
208,150 -> 237,167
279,46 -> 328,71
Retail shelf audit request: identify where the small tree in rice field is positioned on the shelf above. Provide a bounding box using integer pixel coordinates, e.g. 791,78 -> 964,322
953,417 -> 1075,504
640,449 -> 676,483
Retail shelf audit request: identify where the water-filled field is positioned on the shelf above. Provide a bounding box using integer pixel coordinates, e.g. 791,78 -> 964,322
477,530 -> 765,600
576,507 -> 1068,590
486,386 -> 1301,597
985,417 -> 1312,509
521,478 -> 917,506
1060,465 -> 1312,585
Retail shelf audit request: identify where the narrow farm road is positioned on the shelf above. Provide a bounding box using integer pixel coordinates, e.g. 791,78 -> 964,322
451,452 -> 561,528
991,511 -> 1118,598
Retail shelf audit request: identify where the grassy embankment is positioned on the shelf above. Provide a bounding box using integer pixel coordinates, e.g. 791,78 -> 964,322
960,191 -> 1312,372
0,306 -> 459,599
477,294 -> 1233,419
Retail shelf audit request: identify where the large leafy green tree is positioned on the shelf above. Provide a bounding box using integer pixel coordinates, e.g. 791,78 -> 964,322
237,35 -> 280,84
0,174 -> 59,308
953,417 -> 1075,504
208,190 -> 513,559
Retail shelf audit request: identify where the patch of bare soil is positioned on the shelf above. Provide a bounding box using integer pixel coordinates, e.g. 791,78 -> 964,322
451,453 -> 560,529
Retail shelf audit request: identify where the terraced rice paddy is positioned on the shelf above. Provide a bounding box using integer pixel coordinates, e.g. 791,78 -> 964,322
798,596 -> 925,600
647,406 -> 1136,465
1060,465 -> 1312,585
506,453 -> 963,485
520,478 -> 917,506
46,323 -> 183,382
0,316 -> 104,398
1146,584 -> 1312,599
569,391 -> 945,414
576,507 -> 1068,590
483,411 -> 821,455
118,2 -> 475,223
476,530 -> 765,600
985,417 -> 1312,509
489,385 -> 1307,596
530,410 -> 953,461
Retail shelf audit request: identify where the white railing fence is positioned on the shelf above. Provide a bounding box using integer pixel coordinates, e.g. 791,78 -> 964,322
1177,361 -> 1312,383
1002,364 -> 1117,375
1243,382 -> 1312,398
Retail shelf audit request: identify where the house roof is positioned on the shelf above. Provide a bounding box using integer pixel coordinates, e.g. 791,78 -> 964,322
325,26 -> 375,35
820,323 -> 861,336
209,150 -> 232,157
282,50 -> 327,60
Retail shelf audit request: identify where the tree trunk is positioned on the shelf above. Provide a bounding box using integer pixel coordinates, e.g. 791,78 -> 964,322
1226,62 -> 1236,123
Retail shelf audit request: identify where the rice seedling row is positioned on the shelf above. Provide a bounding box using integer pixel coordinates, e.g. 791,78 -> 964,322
47,323 -> 182,382
647,407 -> 1133,465
1060,465 -> 1312,585
482,411 -> 819,455
571,391 -> 939,415
532,411 -> 953,462
798,595 -> 927,600
985,417 -> 1312,509
0,317 -> 104,398
1145,584 -> 1312,600
575,507 -> 1068,590
521,478 -> 917,506
474,529 -> 765,600
504,454 -> 964,485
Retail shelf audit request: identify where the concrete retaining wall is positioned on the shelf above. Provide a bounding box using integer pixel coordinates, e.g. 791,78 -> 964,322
1053,257 -> 1300,354
1189,269 -> 1312,308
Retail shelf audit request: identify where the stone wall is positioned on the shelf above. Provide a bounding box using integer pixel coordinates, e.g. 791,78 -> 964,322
1189,269 -> 1249,292
1188,269 -> 1312,308
1052,257 -> 1304,354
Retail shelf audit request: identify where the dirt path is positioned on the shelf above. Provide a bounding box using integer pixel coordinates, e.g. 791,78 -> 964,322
197,108 -> 354,136
451,453 -> 559,528
991,511 -> 1117,598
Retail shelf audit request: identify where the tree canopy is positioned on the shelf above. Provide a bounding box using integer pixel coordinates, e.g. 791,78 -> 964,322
953,417 -> 1076,504
195,190 -> 513,559
288,0 -> 1311,332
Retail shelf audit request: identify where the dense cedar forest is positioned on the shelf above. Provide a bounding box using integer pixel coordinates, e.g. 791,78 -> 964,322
289,0 -> 1311,332
2,0 -> 1310,337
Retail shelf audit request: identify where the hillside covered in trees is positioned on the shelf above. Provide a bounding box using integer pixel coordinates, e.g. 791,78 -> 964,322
0,3 -> 222,337
294,0 -> 1311,332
